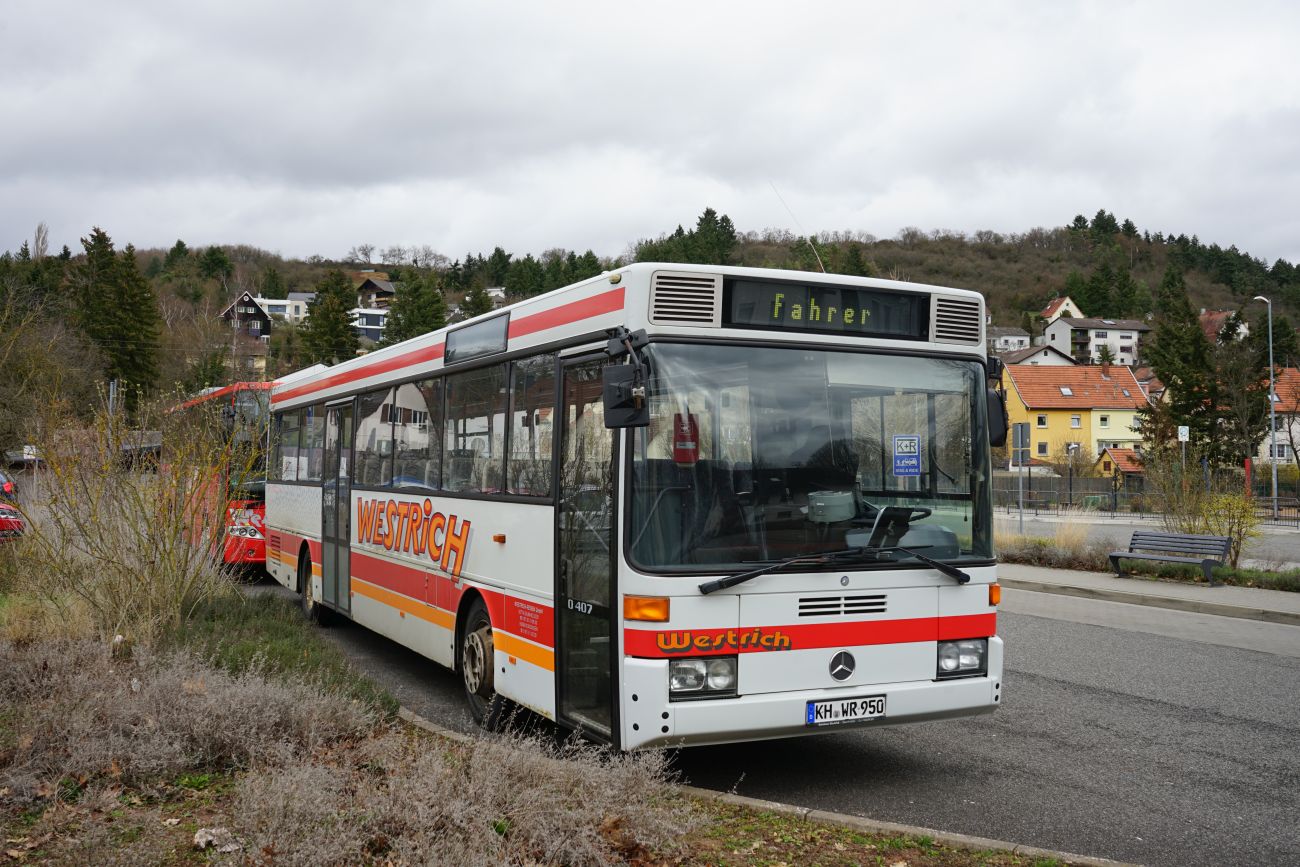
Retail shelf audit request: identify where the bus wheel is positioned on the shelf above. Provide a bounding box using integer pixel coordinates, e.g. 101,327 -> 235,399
460,599 -> 505,729
298,553 -> 332,626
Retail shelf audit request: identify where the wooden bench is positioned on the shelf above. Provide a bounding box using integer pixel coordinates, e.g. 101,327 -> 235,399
1109,531 -> 1231,585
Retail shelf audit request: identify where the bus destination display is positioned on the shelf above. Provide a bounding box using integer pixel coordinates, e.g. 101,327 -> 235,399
724,279 -> 928,339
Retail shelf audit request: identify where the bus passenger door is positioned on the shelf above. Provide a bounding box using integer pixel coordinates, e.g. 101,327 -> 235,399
321,401 -> 353,616
555,357 -> 618,744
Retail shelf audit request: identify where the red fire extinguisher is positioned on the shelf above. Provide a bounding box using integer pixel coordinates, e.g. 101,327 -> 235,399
673,412 -> 699,467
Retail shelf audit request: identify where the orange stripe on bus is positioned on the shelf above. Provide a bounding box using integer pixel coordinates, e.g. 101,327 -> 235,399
494,631 -> 555,672
351,578 -> 455,630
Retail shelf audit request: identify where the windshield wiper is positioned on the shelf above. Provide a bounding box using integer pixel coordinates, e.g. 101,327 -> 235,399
698,547 -> 869,595
863,546 -> 970,584
697,544 -> 970,595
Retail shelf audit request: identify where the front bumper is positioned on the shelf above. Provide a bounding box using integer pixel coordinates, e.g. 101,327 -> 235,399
621,635 -> 1003,749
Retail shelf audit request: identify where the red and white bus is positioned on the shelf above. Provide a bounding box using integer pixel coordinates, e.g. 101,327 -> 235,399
177,381 -> 273,568
265,263 -> 1007,749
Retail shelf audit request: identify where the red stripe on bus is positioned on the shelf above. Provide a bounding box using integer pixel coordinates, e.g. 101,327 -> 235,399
623,613 -> 996,658
507,287 -> 625,338
350,549 -> 427,600
273,343 -> 446,404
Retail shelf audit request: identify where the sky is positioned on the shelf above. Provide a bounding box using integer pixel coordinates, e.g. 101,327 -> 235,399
4,1 -> 1299,266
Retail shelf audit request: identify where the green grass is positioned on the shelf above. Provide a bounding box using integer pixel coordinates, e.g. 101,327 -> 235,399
167,592 -> 400,717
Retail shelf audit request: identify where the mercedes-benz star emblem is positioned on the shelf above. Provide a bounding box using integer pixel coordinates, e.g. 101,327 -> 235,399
829,651 -> 855,681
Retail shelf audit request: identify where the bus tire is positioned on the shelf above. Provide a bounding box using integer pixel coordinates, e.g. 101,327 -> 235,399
298,550 -> 332,627
459,597 -> 506,729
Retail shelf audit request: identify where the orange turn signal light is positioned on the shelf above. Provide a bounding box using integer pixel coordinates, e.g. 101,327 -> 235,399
492,533 -> 506,544
989,583 -> 1002,606
623,595 -> 670,622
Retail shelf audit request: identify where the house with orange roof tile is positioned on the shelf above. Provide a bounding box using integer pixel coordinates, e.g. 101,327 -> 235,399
1095,446 -> 1144,479
1039,295 -> 1084,324
1001,363 -> 1149,462
1255,367 -> 1300,466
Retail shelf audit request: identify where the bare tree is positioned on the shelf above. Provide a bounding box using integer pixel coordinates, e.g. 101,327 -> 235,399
32,221 -> 49,260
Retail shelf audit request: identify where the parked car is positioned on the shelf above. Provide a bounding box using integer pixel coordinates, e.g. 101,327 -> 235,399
0,502 -> 23,542
0,470 -> 16,501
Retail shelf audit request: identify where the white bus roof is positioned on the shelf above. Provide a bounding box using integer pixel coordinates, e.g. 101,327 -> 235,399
271,263 -> 985,411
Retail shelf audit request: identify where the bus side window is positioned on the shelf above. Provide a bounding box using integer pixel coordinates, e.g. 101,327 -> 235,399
508,354 -> 556,497
276,410 -> 302,482
354,388 -> 394,488
301,405 -> 325,482
444,364 -> 507,493
393,380 -> 441,490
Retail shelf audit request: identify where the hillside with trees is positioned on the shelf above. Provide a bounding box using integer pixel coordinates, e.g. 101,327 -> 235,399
2,208 -> 1298,457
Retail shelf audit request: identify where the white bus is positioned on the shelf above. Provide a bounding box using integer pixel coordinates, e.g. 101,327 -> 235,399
265,263 -> 1007,749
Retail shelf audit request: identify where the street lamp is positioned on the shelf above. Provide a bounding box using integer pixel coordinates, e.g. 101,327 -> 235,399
1253,295 -> 1279,519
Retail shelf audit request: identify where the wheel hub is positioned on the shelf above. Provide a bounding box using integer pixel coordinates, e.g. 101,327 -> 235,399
463,627 -> 494,697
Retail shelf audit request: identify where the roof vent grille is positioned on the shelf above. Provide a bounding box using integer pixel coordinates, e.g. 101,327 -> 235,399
650,271 -> 723,327
932,295 -> 983,345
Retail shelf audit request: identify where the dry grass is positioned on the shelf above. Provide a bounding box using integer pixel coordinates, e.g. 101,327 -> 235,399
227,731 -> 696,867
995,522 -> 1112,571
0,638 -> 378,801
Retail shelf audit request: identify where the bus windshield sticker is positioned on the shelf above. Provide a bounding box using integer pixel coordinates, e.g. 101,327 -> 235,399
892,435 -> 921,477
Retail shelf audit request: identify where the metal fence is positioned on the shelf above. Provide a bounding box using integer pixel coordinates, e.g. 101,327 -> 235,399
993,471 -> 1300,527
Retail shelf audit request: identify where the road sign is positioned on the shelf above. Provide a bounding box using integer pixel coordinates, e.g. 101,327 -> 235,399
892,435 -> 921,477
1011,422 -> 1030,467
1177,425 -> 1190,443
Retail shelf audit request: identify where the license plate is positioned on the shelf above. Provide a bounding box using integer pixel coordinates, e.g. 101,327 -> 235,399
806,694 -> 886,726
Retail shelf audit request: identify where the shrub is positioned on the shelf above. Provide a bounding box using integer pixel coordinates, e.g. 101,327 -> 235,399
10,397 -> 248,646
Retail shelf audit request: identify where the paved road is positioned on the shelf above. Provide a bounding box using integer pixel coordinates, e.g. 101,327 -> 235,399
261,581 -> 1300,866
997,511 -> 1300,569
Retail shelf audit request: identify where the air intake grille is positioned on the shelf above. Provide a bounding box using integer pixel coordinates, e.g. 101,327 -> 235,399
932,295 -> 983,344
798,594 -> 887,617
650,271 -> 723,327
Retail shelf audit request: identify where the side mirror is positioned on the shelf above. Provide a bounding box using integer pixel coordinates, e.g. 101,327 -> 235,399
987,387 -> 1008,448
603,364 -> 650,428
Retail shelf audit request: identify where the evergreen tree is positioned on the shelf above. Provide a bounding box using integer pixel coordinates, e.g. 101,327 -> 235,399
301,269 -> 359,364
485,246 -> 513,285
1143,266 -> 1217,454
504,255 -> 545,297
198,245 -> 234,281
65,229 -> 161,405
1069,214 -> 1090,232
164,239 -> 190,271
461,283 -> 495,318
381,272 -> 447,346
260,265 -> 287,299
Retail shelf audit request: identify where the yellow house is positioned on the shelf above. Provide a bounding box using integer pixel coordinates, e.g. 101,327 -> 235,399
1001,363 -> 1149,463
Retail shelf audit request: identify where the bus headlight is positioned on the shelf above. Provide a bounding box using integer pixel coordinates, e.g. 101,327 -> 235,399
669,656 -> 738,700
936,639 -> 987,679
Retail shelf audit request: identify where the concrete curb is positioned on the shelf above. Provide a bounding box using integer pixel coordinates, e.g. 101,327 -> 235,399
1001,577 -> 1300,627
397,706 -> 1136,867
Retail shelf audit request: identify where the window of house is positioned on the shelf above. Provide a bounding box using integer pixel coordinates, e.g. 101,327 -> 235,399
1060,386 -> 1073,396
1036,414 -> 1048,428
1120,345 -> 1132,354
1037,442 -> 1048,456
1070,414 -> 1081,428
1095,331 -> 1108,339
1099,415 -> 1109,428
1103,460 -> 1112,472
1272,444 -> 1291,460
1121,333 -> 1133,339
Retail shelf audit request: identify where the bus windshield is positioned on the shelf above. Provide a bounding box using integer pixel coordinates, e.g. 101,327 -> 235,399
628,343 -> 993,572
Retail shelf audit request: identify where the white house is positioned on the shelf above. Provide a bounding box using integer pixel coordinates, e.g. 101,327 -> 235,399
999,344 -> 1077,366
255,292 -> 314,324
1044,317 -> 1149,366
1039,296 -> 1085,324
987,326 -> 1030,354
